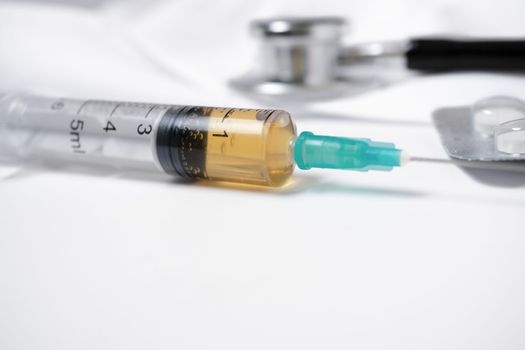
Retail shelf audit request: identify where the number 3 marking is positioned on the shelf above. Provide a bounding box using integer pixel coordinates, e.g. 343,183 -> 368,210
137,123 -> 152,135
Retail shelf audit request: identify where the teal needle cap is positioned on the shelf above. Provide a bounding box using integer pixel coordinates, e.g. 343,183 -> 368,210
294,131 -> 408,172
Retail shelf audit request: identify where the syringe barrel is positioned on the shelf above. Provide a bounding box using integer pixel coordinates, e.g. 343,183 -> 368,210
0,93 -> 296,186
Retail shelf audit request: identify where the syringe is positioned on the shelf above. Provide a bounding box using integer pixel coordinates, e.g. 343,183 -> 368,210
0,93 -> 407,186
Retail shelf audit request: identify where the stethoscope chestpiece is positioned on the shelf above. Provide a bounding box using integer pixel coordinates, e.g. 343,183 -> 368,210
230,17 -> 355,100
252,17 -> 345,86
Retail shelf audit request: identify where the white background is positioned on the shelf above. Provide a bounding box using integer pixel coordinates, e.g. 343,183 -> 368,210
0,0 -> 525,349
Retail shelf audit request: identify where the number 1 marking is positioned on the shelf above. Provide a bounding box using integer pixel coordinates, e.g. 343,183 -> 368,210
213,109 -> 233,137
212,130 -> 228,137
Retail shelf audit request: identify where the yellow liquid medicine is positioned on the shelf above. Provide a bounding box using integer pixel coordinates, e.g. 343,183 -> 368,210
205,108 -> 296,186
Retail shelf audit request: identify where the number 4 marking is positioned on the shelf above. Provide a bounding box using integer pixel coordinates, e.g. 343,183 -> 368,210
103,120 -> 116,132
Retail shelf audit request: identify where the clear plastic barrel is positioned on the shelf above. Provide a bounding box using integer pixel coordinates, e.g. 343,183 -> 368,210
0,93 -> 168,171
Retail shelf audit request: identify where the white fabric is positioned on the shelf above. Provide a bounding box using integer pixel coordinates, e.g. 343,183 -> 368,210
1,1 -> 525,349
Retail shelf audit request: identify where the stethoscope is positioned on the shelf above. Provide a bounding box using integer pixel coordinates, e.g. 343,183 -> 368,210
230,17 -> 525,100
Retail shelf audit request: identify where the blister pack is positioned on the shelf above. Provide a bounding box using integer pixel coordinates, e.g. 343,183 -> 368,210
433,96 -> 525,162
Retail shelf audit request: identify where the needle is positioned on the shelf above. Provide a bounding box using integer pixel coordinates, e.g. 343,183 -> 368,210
410,156 -> 525,173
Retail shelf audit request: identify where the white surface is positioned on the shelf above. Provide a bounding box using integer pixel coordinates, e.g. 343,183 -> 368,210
1,1 -> 525,349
